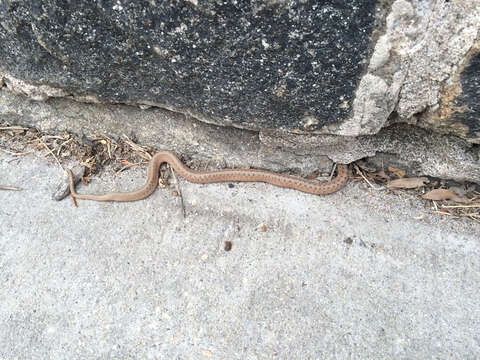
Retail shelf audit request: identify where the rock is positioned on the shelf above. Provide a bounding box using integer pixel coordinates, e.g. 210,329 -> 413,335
52,164 -> 85,201
1,90 -> 479,185
0,0 -> 381,133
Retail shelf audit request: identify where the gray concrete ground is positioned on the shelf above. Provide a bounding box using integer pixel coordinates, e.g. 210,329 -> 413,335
1,152 -> 479,359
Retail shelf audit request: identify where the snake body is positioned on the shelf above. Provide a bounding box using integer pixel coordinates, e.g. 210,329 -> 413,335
67,150 -> 349,202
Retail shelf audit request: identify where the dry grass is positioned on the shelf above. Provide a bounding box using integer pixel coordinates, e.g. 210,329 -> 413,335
0,123 -> 156,181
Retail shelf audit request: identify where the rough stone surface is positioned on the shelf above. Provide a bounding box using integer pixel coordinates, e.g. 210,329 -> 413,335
2,0 -> 479,139
364,125 -> 480,184
1,152 -> 480,359
0,89 -> 333,175
0,1 -> 479,184
0,0 -> 379,132
261,125 -> 480,184
2,89 -> 479,184
392,0 -> 480,141
52,164 -> 84,201
450,50 -> 480,140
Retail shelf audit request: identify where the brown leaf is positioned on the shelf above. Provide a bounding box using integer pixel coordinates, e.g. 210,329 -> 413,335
421,189 -> 470,203
387,177 -> 429,189
388,166 -> 406,178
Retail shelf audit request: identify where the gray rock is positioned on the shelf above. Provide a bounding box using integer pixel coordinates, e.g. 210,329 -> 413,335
261,124 -> 480,184
0,90 -> 334,175
0,0 -> 378,132
390,0 -> 480,141
450,52 -> 480,140
1,90 -> 479,185
52,164 -> 85,201
1,0 -> 479,140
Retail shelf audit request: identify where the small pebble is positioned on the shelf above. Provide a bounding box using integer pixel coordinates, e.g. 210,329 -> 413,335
52,164 -> 85,201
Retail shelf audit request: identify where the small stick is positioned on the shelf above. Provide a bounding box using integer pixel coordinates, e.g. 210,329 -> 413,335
429,210 -> 480,223
106,140 -> 113,159
429,210 -> 452,217
329,163 -> 337,180
354,164 -> 383,190
440,204 -> 480,209
170,166 -> 186,219
0,126 -> 29,131
114,161 -> 144,176
0,185 -> 22,191
42,135 -> 65,140
0,147 -> 34,156
56,137 -> 73,156
122,134 -> 152,161
37,136 -> 63,170
203,159 -> 211,171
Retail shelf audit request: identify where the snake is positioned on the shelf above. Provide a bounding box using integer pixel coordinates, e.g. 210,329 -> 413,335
67,150 -> 350,202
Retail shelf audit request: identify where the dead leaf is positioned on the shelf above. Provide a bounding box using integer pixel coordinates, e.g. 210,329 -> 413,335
421,189 -> 470,203
387,177 -> 429,189
388,166 -> 406,178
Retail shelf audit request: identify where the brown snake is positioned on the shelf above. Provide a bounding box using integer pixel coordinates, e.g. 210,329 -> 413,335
67,150 -> 350,202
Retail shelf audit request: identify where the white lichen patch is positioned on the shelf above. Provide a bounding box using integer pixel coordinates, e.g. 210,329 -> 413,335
328,0 -> 480,137
0,72 -> 68,101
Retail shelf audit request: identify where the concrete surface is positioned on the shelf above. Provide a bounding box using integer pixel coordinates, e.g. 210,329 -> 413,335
1,152 -> 479,359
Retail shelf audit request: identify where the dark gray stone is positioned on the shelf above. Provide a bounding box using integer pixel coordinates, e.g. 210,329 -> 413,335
0,0 -> 378,131
453,52 -> 480,139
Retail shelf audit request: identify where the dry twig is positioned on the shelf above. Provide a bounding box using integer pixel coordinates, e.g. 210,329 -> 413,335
440,204 -> 480,209
0,147 -> 33,156
170,166 -> 186,219
114,160 -> 145,176
122,135 -> 152,161
0,126 -> 29,131
37,136 -> 64,170
329,163 -> 337,181
354,164 -> 384,190
56,137 -> 73,156
0,185 -> 22,191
